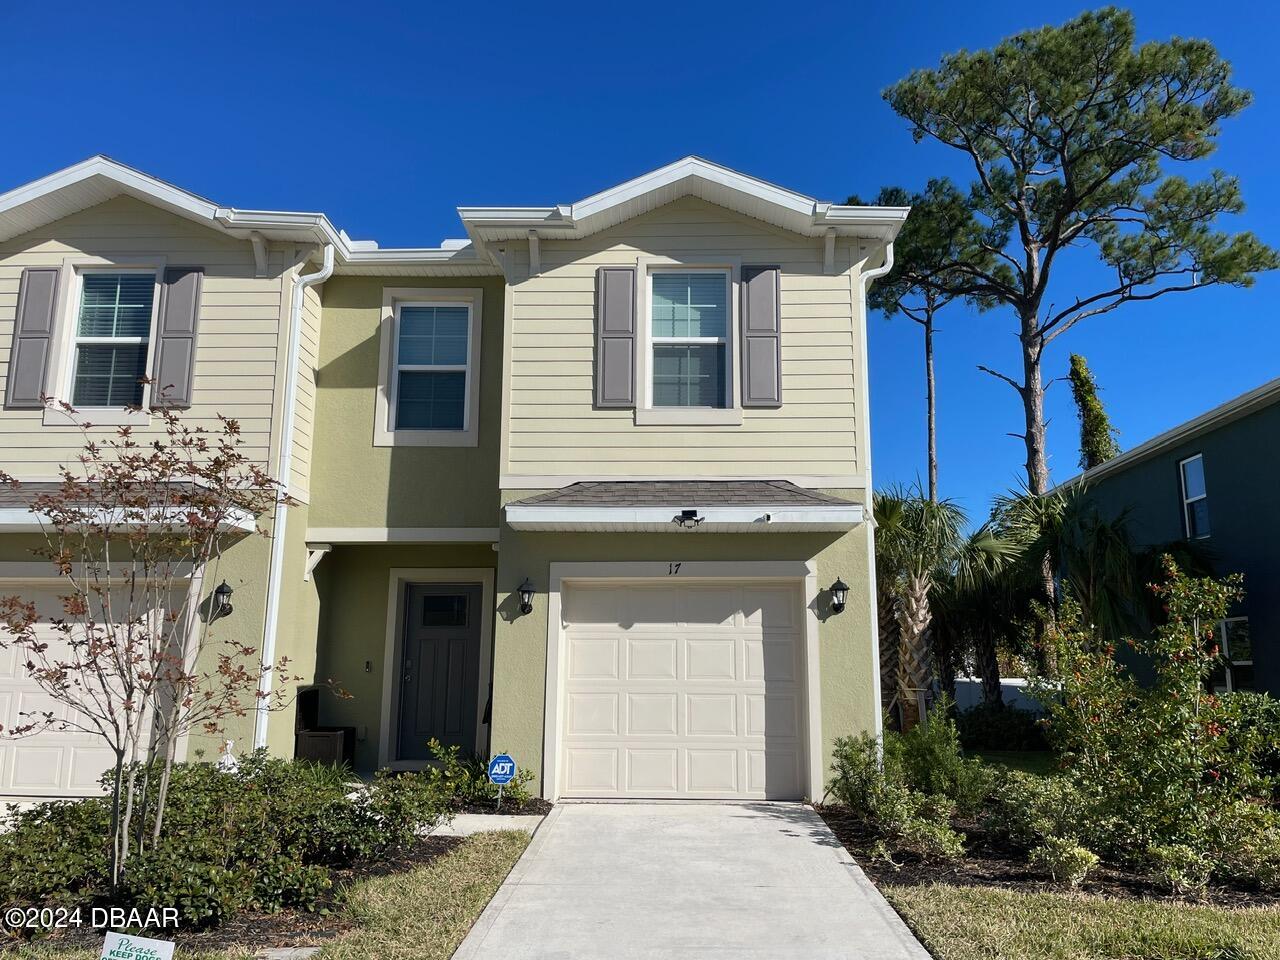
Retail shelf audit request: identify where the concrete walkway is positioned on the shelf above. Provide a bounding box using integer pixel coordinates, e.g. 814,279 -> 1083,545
454,802 -> 932,960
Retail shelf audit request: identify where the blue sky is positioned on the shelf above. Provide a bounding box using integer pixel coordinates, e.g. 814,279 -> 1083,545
1,1 -> 1275,520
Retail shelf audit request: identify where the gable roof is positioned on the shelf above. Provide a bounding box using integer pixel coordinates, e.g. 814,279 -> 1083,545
0,155 -> 908,276
0,156 -> 496,275
1064,376 -> 1280,488
458,156 -> 909,244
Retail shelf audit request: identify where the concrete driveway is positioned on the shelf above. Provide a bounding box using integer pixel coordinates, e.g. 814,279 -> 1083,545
454,802 -> 931,960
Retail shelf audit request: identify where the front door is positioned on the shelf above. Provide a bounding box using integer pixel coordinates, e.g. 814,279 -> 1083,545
397,583 -> 483,762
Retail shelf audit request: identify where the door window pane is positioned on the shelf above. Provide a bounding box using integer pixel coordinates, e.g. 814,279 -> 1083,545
422,593 -> 468,627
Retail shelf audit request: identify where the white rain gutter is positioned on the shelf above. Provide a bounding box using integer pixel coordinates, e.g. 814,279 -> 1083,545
857,239 -> 894,756
253,243 -> 334,749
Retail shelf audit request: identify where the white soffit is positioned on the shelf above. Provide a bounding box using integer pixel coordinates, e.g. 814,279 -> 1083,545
458,156 -> 910,243
504,503 -> 865,532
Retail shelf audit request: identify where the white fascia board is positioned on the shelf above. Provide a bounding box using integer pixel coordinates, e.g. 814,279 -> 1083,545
0,507 -> 255,534
305,526 -> 501,544
504,503 -> 864,532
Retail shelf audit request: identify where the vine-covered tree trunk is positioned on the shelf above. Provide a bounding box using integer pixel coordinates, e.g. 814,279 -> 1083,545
925,316 -> 937,502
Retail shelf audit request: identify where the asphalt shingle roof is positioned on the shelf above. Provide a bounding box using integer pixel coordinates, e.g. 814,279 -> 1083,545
509,480 -> 853,507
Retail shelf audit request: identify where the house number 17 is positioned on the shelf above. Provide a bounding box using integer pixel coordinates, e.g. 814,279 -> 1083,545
668,563 -> 682,575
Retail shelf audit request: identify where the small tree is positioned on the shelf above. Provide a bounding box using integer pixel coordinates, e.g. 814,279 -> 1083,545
850,181 -> 997,501
0,399 -> 301,891
884,7 -> 1278,496
1067,353 -> 1120,470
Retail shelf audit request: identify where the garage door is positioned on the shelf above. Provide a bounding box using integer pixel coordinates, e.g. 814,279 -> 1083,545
0,585 -> 135,801
559,581 -> 805,799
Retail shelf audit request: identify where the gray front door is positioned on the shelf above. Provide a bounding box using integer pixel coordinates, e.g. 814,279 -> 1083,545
397,583 -> 483,761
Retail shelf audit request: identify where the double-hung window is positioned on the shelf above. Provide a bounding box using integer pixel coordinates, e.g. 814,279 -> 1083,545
70,272 -> 156,407
393,302 -> 470,430
650,271 -> 730,409
1209,617 -> 1252,692
1179,454 -> 1210,539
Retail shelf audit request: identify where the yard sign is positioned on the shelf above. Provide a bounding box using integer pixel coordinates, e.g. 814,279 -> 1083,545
100,932 -> 174,960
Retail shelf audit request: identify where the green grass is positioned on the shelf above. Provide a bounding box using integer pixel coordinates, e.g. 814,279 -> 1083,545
5,831 -> 530,960
971,749 -> 1058,777
885,882 -> 1280,960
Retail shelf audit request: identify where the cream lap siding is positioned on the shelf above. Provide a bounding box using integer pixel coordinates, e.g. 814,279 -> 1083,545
0,196 -> 284,479
289,279 -> 323,500
505,197 -> 863,481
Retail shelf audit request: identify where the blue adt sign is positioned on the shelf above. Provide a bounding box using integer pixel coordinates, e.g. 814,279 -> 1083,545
488,754 -> 516,786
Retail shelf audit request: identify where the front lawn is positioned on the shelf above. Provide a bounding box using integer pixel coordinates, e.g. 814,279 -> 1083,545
885,882 -> 1280,960
7,831 -> 529,960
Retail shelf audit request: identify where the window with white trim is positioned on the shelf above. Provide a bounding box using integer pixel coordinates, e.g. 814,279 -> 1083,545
1209,617 -> 1252,692
374,287 -> 483,448
1180,454 -> 1210,539
393,302 -> 470,430
650,271 -> 729,408
70,272 -> 156,407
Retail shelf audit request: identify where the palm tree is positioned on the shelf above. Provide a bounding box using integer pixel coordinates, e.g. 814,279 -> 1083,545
874,486 -> 971,728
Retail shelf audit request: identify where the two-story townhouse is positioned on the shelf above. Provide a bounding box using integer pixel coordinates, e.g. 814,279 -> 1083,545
1074,377 -> 1279,695
0,157 -> 906,803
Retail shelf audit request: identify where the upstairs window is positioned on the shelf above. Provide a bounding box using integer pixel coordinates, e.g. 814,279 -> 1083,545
1209,617 -> 1252,692
1180,454 -> 1210,539
650,271 -> 729,408
71,272 -> 155,407
394,303 -> 470,430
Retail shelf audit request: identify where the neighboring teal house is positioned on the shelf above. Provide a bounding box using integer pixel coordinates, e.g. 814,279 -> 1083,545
0,156 -> 908,803
1074,377 -> 1279,694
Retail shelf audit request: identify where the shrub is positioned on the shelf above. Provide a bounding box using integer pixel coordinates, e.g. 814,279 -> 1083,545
1148,843 -> 1212,896
1030,836 -> 1098,888
986,770 -> 1091,848
827,733 -> 965,860
425,740 -> 535,811
0,798 -> 111,904
1027,564 -> 1279,874
885,700 -> 993,815
955,701 -> 1048,752
0,752 -> 451,927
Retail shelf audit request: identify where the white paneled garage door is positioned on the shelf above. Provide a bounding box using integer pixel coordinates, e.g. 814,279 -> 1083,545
0,585 -> 132,801
559,581 -> 806,799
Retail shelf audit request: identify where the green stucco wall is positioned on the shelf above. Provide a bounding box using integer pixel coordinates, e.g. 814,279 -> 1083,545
311,543 -> 498,772
306,276 -> 505,530
488,490 -> 876,798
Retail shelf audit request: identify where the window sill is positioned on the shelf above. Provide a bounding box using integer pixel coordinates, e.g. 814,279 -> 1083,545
372,427 -> 479,448
43,407 -> 150,428
634,407 -> 743,427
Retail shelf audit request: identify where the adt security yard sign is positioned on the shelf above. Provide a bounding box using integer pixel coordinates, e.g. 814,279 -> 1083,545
488,754 -> 516,785
488,754 -> 517,811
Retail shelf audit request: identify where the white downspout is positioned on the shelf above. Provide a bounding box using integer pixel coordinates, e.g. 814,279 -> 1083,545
253,243 -> 334,750
857,239 -> 894,754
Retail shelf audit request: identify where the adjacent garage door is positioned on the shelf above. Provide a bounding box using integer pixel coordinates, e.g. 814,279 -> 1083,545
0,585 -> 133,801
559,581 -> 806,799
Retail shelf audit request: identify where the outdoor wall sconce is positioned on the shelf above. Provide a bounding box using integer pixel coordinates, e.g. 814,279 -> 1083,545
517,578 -> 535,615
829,577 -> 849,614
210,580 -> 234,621
673,509 -> 704,529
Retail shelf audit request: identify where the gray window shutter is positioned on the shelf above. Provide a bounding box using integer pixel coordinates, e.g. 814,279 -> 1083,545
595,266 -> 636,408
151,267 -> 202,408
741,266 -> 782,407
4,267 -> 60,409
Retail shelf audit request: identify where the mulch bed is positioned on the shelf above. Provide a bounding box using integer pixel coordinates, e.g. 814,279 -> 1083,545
6,836 -> 464,953
455,797 -> 552,816
816,805 -> 1280,910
